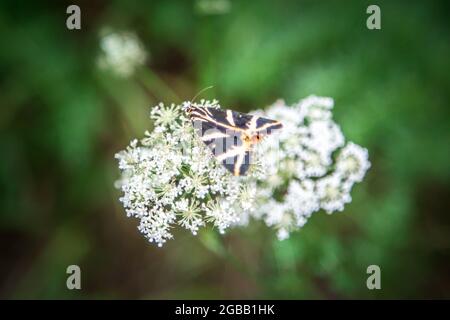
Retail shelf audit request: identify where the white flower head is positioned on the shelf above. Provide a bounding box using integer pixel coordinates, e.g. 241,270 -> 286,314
116,100 -> 259,246
336,142 -> 371,183
175,199 -> 204,235
254,96 -> 370,240
97,30 -> 147,77
116,96 -> 370,245
316,174 -> 352,214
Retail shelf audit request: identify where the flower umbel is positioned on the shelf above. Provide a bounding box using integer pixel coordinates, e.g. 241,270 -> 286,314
115,96 -> 370,246
115,100 -> 259,246
254,96 -> 371,239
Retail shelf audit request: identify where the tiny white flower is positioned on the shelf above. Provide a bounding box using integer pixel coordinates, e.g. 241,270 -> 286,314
239,183 -> 257,212
316,174 -> 352,214
336,142 -> 371,183
150,103 -> 182,130
204,200 -> 240,234
176,199 -> 204,235
285,179 -> 319,218
276,228 -> 290,241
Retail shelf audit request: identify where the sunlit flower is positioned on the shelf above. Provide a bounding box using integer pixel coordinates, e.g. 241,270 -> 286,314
316,174 -> 352,213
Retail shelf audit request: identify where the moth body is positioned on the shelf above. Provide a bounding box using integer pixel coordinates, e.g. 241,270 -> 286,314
187,105 -> 282,176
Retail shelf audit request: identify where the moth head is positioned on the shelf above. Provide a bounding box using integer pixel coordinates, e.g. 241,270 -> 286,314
252,133 -> 263,143
242,132 -> 264,145
185,104 -> 194,115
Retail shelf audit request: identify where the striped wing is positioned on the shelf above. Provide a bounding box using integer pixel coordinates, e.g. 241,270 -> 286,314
188,106 -> 282,176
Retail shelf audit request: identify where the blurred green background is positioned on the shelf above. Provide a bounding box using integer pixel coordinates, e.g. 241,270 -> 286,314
1,0 -> 449,299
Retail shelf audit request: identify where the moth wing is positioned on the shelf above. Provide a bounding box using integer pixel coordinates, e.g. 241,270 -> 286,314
220,150 -> 251,176
204,107 -> 283,136
190,106 -> 282,134
253,116 -> 283,135
189,107 -> 252,176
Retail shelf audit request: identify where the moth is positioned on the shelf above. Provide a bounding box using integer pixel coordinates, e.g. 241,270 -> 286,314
186,105 -> 283,176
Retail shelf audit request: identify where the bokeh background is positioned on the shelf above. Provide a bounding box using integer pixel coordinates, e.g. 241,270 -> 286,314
1,0 -> 449,299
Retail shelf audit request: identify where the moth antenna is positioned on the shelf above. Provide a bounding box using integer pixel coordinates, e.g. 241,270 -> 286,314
190,86 -> 214,105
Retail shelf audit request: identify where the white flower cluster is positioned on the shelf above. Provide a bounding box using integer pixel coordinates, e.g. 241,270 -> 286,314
97,31 -> 147,77
253,96 -> 370,240
115,96 -> 370,246
115,100 -> 258,247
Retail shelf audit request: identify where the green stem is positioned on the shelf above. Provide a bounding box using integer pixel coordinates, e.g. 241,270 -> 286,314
136,68 -> 181,103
